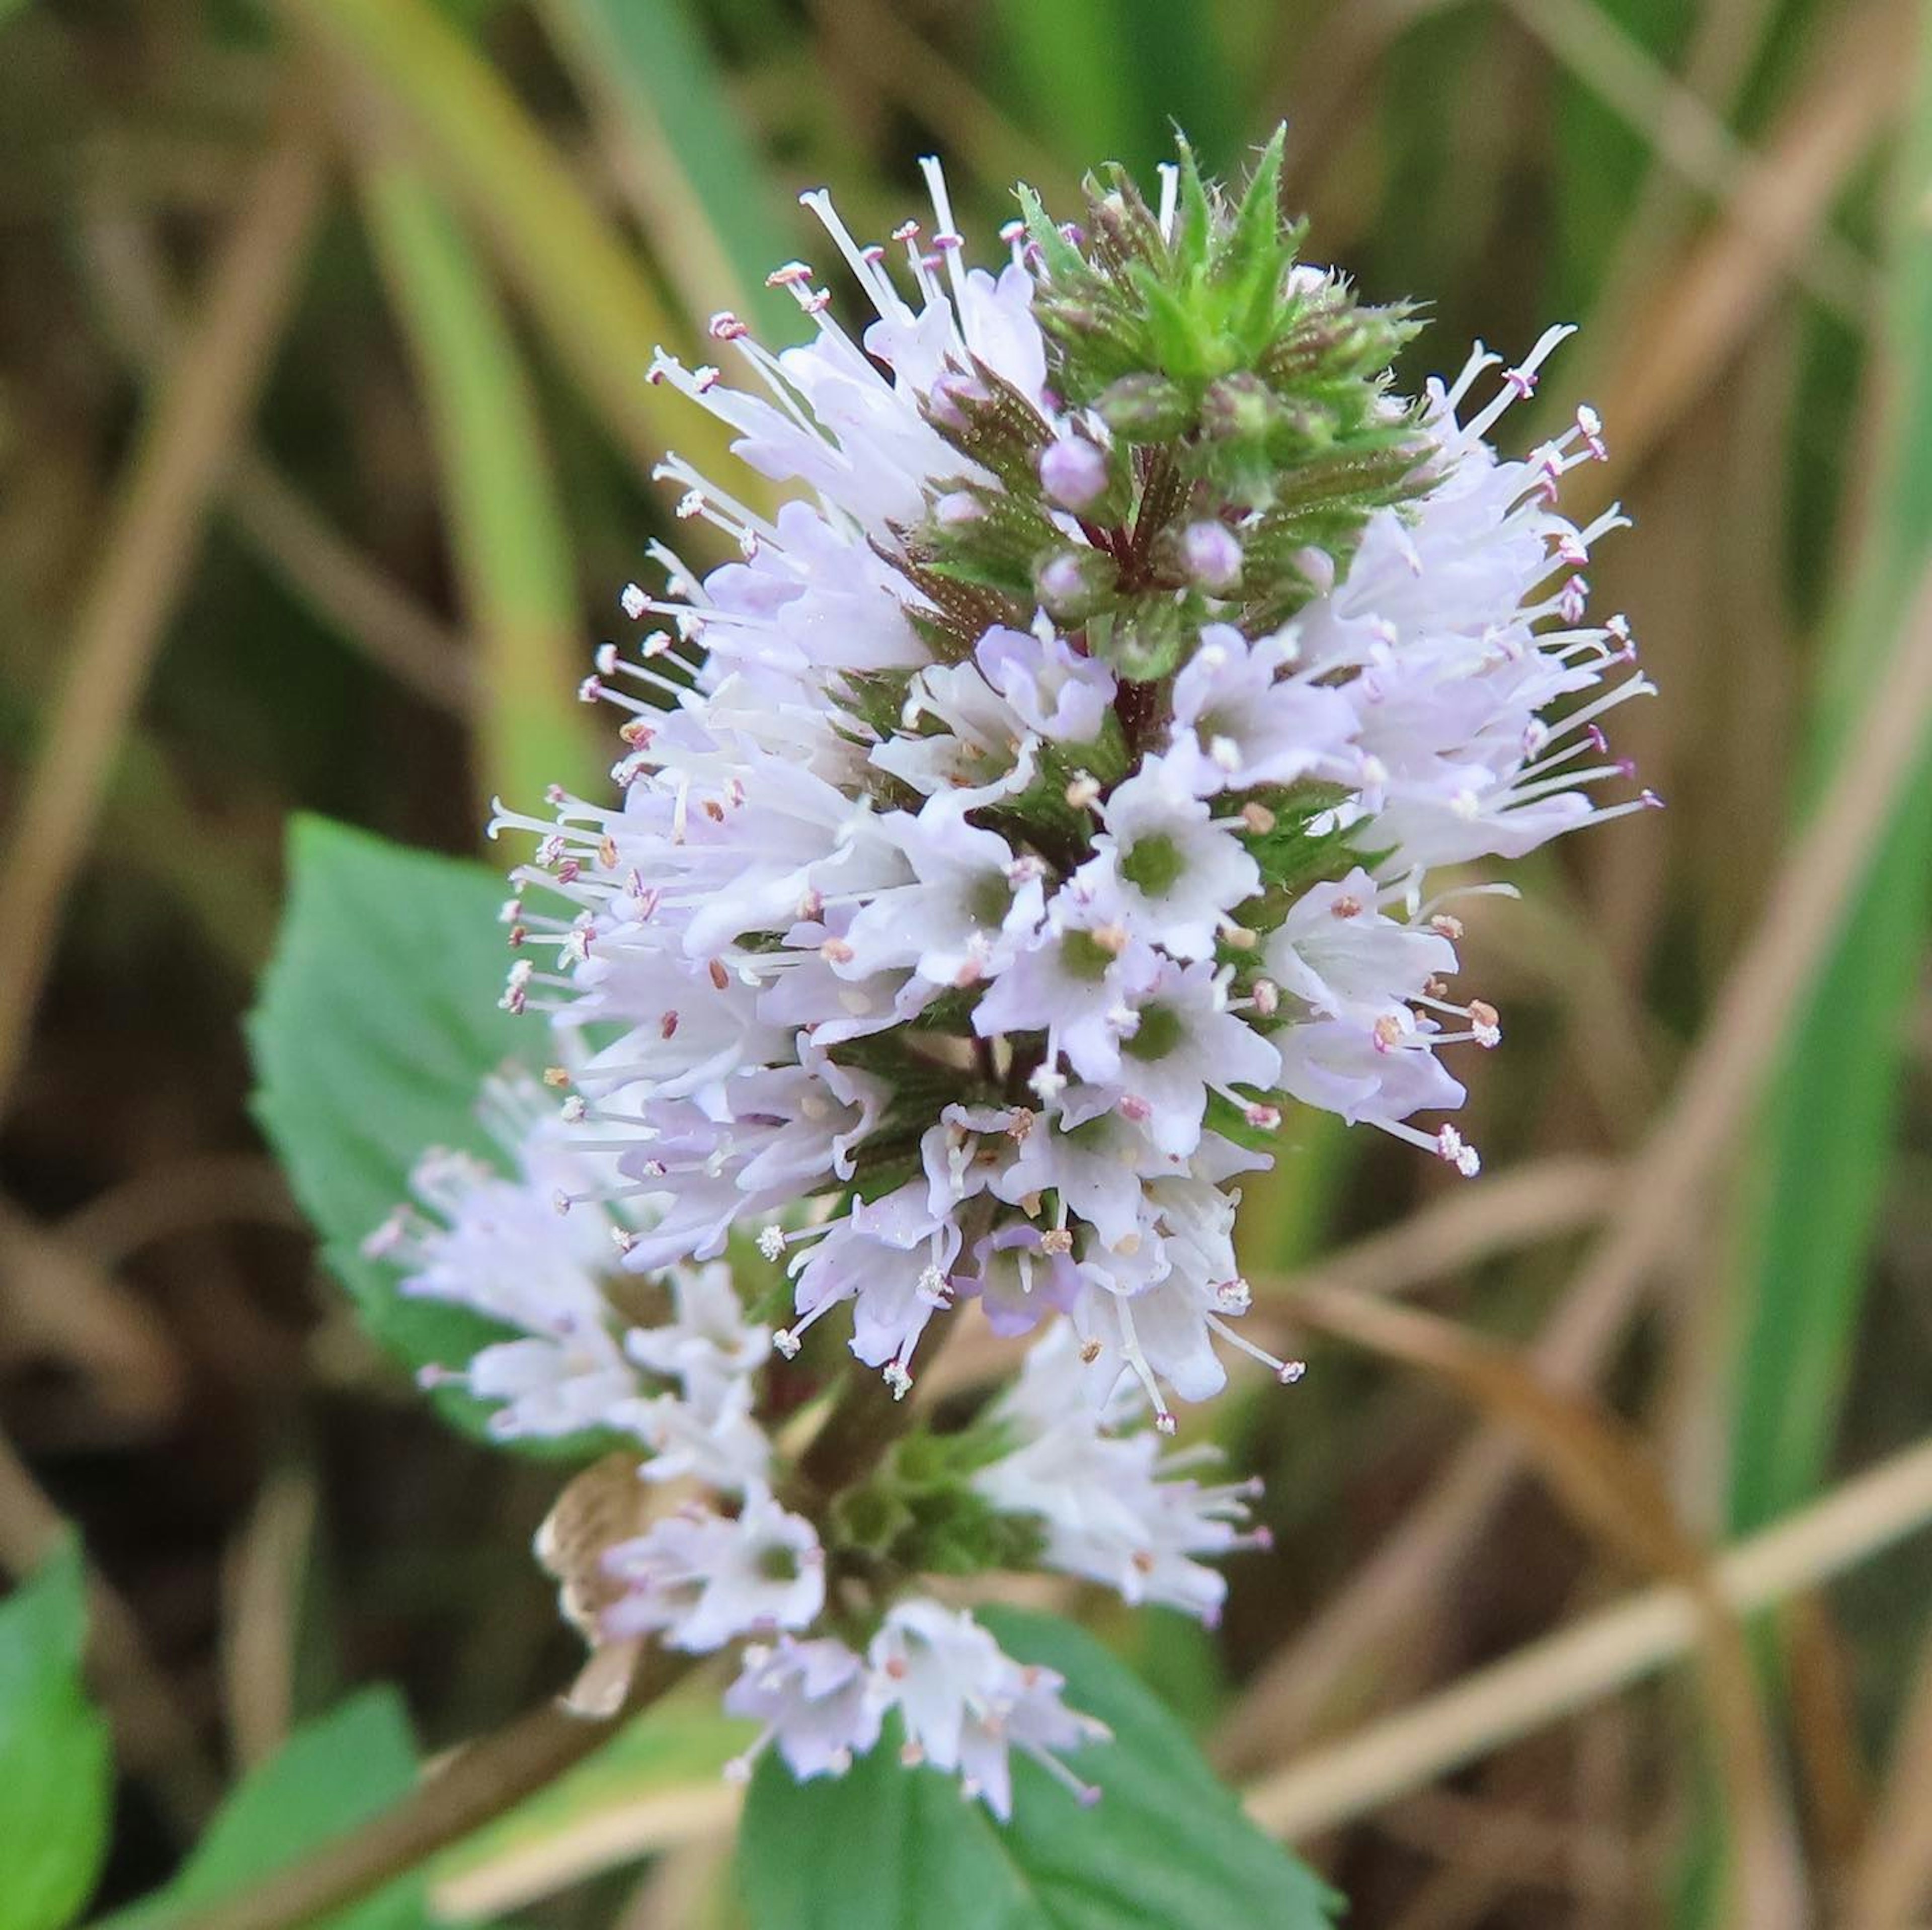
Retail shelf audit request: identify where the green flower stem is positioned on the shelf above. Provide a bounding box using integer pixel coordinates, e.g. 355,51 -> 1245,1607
790,1365 -> 923,1511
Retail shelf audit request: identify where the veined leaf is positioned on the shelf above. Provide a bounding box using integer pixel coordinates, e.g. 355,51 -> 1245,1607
739,1606 -> 1336,1930
248,816 -> 555,1448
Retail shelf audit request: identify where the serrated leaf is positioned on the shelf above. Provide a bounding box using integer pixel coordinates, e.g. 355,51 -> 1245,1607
0,1537 -> 112,1930
248,815 -> 550,1447
100,1691 -> 431,1930
739,1606 -> 1336,1930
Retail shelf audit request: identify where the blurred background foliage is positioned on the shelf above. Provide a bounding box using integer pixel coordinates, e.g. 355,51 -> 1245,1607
2,0 -> 1931,1923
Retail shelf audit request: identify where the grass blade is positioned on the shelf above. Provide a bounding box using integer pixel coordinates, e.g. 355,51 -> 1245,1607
1726,20 -> 1932,1538
277,0 -> 739,509
539,0 -> 798,340
990,0 -> 1245,179
360,156 -> 597,812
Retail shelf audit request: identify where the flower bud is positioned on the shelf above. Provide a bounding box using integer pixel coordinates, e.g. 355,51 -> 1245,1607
1180,520 -> 1243,592
933,490 -> 986,528
1038,437 -> 1110,512
1199,371 -> 1279,444
1034,547 -> 1117,621
1094,372 -> 1194,442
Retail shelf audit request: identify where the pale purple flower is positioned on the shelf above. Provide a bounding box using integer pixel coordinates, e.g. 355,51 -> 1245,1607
603,1485 -> 825,1651
1168,623 -> 1356,794
724,1637 -> 882,1781
1075,752 -> 1260,960
868,1599 -> 1107,1818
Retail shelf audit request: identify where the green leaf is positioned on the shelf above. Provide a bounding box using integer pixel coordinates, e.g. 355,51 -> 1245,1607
100,1690 -> 426,1930
0,1537 -> 112,1930
247,815 -> 542,1446
739,1607 -> 1337,1930
430,1696 -> 749,1912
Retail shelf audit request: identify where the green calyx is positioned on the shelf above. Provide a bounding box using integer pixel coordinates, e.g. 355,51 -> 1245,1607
895,126 -> 1435,684
1020,129 -> 1429,512
829,1426 -> 1047,1579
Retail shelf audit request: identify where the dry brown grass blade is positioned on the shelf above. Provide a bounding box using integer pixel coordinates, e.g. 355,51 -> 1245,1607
1502,0 -> 1871,325
78,204 -> 473,716
1841,1605 -> 1932,1928
57,1154 -> 304,1265
1253,1154 -> 1619,1303
922,1155 -> 1618,1408
0,1196 -> 184,1433
223,452 -> 473,716
1562,0 -> 1910,521
1244,1431 -> 1932,1842
0,112 -> 327,1121
432,1784 -> 742,1922
1216,548 -> 1932,1776
1279,1286 -> 1804,1922
220,1463 -> 317,1769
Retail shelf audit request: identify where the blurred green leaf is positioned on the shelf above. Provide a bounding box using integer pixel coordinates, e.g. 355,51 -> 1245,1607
1726,25 -> 1932,1536
739,1606 -> 1336,1930
279,0 -> 739,504
991,0 -> 1243,182
429,1695 -> 748,1908
100,1690 -> 430,1930
360,159 -> 597,812
541,0 -> 798,341
248,815 -> 556,1449
0,1537 -> 111,1930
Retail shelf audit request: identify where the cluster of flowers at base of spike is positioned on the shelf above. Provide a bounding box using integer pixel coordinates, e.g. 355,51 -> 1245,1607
366,131 -> 1656,1813
367,1082 -> 1253,1810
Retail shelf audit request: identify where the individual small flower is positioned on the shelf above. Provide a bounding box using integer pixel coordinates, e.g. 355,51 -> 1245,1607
363,1076 -> 644,1443
602,1484 -> 825,1652
974,1325 -> 1269,1621
975,622 -> 1116,743
869,1599 -> 1108,1818
836,805 -> 1045,988
1263,866 -> 1459,1022
1075,753 -> 1261,961
950,1223 -> 1082,1337
974,877 -> 1162,1084
1072,957 -> 1281,1160
723,1637 -> 882,1782
1167,624 -> 1355,793
623,1258 -> 771,1399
